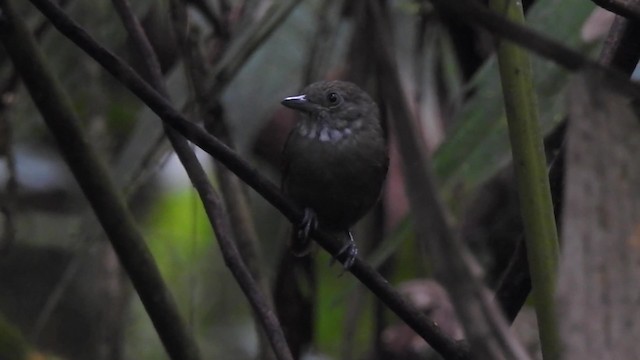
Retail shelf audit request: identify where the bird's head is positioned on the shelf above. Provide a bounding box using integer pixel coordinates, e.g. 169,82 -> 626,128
281,81 -> 379,132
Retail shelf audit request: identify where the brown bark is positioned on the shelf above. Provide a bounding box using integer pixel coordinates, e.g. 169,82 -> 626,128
558,73 -> 640,359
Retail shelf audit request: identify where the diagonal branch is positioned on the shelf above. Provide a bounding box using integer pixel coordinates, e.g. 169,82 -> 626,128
204,0 -> 301,99
25,0 -> 470,358
110,0 -> 292,359
168,1 -> 281,359
592,0 -> 640,22
368,2 -> 530,359
427,0 -> 640,98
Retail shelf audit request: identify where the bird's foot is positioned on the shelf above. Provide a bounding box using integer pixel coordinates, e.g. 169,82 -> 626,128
297,208 -> 318,240
292,208 -> 318,256
330,231 -> 358,273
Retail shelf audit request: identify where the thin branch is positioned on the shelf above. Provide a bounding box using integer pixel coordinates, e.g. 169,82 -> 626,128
592,0 -> 640,22
204,0 -> 301,99
427,0 -> 640,98
110,1 -> 292,359
169,0 -> 271,299
111,0 -> 167,97
168,1 -> 279,359
598,15 -> 640,72
108,0 -> 300,204
369,1 -> 530,359
185,0 -> 228,38
25,0 -> 469,358
0,1 -> 201,359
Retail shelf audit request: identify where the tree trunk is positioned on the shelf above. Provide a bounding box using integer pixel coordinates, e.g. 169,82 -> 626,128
558,73 -> 640,359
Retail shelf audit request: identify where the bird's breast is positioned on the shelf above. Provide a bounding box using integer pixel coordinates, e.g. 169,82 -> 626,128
296,120 -> 362,143
283,124 -> 388,229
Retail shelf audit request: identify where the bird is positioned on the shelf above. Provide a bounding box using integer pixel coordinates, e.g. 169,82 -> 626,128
280,80 -> 388,269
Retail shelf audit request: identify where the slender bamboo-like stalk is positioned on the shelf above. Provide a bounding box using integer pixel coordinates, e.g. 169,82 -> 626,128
489,1 -> 561,359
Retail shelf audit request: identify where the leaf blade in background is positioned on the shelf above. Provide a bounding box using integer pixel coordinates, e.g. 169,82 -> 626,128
434,0 -> 598,205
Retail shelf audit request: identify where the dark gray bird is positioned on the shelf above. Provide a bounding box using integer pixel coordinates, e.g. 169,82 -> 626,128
281,80 -> 388,268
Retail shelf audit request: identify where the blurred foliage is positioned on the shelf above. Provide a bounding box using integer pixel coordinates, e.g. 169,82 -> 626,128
372,0 -> 598,273
0,0 -> 609,359
434,0 -> 598,207
144,188 -> 214,281
0,312 -> 29,360
315,252 -> 375,356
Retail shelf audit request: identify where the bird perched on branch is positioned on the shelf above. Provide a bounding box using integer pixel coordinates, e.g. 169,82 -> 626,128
281,80 -> 388,268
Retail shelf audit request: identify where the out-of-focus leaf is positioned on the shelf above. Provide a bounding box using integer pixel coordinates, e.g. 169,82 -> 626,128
143,187 -> 214,281
132,187 -> 257,360
315,252 -> 374,358
222,2 -> 322,153
367,0 -> 600,272
0,312 -> 29,360
433,0 -> 598,205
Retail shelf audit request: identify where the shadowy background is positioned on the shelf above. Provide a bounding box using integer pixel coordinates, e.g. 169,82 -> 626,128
0,0 -> 618,359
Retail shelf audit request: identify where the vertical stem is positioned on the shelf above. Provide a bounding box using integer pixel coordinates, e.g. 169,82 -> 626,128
488,1 -> 561,359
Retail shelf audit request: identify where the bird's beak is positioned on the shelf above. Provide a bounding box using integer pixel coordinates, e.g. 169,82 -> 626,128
281,94 -> 317,113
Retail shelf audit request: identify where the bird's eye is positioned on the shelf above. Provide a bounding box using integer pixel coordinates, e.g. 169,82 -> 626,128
327,92 -> 340,105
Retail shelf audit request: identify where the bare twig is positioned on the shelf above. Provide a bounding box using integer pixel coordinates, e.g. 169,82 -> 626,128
204,0 -> 301,99
598,15 -> 640,72
25,0 -> 470,358
169,0 -> 269,292
427,0 -> 640,98
110,1 -> 292,359
186,0 -> 228,38
168,1 -> 279,359
108,0 -> 301,204
592,0 -> 640,22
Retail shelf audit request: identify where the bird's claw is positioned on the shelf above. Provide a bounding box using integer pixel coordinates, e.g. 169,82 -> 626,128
290,208 -> 318,256
330,231 -> 358,274
297,208 -> 318,241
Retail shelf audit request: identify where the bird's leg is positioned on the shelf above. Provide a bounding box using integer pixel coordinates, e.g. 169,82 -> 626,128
291,208 -> 318,256
339,231 -> 358,269
330,231 -> 358,271
297,208 -> 318,240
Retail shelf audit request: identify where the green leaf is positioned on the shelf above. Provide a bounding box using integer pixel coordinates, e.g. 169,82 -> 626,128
434,0 -> 598,205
